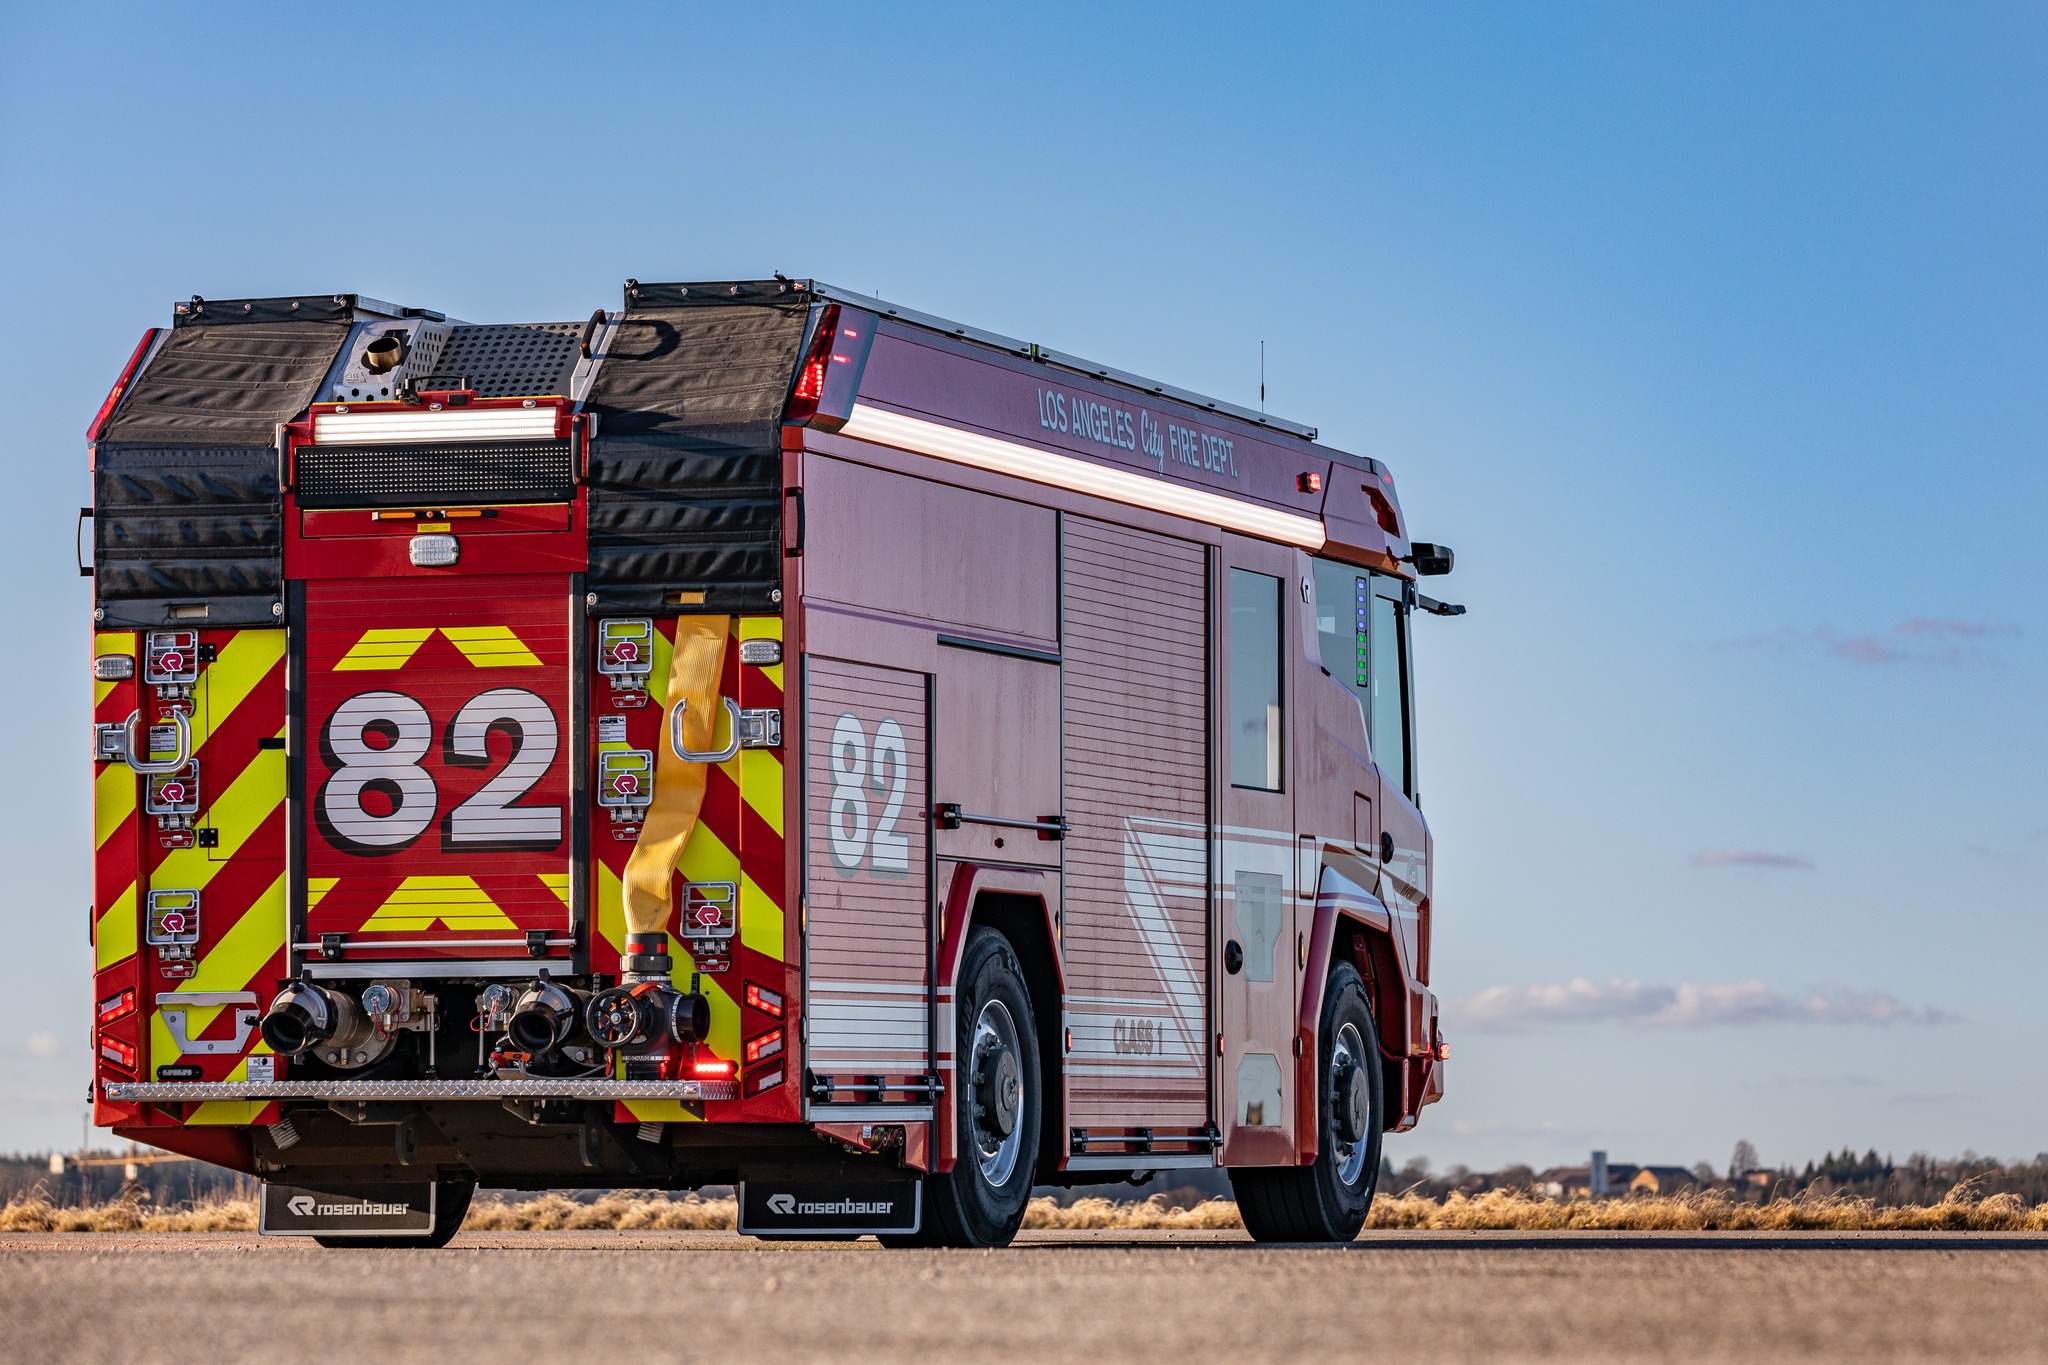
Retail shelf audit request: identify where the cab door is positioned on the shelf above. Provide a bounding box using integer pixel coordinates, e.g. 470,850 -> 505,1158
1216,537 -> 1300,1165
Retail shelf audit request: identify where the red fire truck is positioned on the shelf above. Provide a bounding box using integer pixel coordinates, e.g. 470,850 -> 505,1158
84,280 -> 1455,1247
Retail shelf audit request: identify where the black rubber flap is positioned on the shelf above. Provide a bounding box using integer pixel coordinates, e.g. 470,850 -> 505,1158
93,444 -> 282,628
583,289 -> 810,613
100,320 -> 349,446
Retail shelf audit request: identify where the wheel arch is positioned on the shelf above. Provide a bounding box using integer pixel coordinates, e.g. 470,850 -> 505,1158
1295,862 -> 1434,1160
933,863 -> 1064,1179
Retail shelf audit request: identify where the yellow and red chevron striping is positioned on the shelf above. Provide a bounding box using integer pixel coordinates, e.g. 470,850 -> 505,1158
596,616 -> 796,1125
96,628 -> 288,1131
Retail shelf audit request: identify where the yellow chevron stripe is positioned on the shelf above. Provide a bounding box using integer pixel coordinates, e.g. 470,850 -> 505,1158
153,741 -> 284,892
308,877 -> 339,907
172,871 -> 287,1002
738,748 -> 784,838
196,629 -> 285,736
646,625 -> 676,708
440,626 -> 542,667
738,871 -> 784,962
95,883 -> 136,970
94,632 -> 135,707
96,764 -> 136,849
334,628 -> 435,670
360,875 -> 518,931
538,872 -> 571,906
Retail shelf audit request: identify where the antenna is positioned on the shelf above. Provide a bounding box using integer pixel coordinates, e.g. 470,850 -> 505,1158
1260,341 -> 1266,414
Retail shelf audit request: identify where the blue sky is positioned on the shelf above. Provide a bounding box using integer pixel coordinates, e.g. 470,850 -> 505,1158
1,2 -> 2042,1172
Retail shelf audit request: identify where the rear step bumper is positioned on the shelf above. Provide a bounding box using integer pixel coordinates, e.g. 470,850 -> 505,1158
103,1078 -> 739,1102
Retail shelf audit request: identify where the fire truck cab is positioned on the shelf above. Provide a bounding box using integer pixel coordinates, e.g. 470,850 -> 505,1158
84,280 -> 1455,1247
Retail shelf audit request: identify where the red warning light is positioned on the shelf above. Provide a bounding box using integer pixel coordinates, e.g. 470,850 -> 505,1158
692,1057 -> 734,1078
1297,472 -> 1322,494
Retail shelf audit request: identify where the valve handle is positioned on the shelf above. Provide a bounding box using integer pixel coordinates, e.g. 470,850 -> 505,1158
123,708 -> 192,775
670,696 -> 741,764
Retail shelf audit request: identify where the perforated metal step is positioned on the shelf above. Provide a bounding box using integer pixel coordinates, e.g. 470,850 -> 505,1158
417,323 -> 583,397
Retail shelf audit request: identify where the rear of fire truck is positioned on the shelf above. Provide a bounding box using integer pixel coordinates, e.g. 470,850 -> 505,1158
87,286 -> 856,1246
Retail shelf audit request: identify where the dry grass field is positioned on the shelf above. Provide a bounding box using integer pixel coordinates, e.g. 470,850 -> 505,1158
5,1184 -> 2046,1234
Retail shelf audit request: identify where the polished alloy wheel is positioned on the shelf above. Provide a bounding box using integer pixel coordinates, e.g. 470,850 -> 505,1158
970,997 -> 1025,1186
1328,1020 -> 1371,1187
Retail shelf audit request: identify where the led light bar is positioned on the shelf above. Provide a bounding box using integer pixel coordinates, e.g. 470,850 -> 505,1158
311,407 -> 561,445
837,403 -> 1327,550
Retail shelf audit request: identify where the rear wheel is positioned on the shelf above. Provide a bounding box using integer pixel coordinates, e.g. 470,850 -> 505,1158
314,1177 -> 475,1249
882,927 -> 1040,1249
1230,962 -> 1383,1242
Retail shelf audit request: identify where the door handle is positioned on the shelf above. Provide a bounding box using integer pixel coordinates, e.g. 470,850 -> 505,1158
122,708 -> 192,775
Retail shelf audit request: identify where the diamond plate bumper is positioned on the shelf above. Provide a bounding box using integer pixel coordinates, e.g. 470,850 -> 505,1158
102,1077 -> 739,1103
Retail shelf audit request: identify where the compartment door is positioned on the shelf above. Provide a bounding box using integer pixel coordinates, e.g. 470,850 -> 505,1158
803,657 -> 933,1116
302,575 -> 574,971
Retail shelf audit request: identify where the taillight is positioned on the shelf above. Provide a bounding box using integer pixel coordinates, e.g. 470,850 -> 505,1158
1365,484 -> 1400,536
744,1027 -> 784,1065
783,305 -> 840,423
744,981 -> 784,1018
88,329 -> 161,443
97,988 -> 137,1025
692,1056 -> 734,1078
99,1035 -> 137,1073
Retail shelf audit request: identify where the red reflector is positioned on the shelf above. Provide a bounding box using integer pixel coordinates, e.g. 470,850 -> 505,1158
744,981 -> 784,1018
99,1036 -> 137,1072
1365,485 -> 1400,536
1297,472 -> 1322,494
744,1027 -> 785,1065
693,1057 -> 734,1078
97,988 -> 137,1025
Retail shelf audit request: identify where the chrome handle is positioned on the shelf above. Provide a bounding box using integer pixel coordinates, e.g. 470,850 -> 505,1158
124,708 -> 192,775
670,696 -> 741,764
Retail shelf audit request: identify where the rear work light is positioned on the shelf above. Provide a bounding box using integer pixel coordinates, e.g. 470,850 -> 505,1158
88,329 -> 162,442
97,988 -> 137,1025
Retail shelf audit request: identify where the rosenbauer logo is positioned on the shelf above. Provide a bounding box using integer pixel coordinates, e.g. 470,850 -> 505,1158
286,1194 -> 414,1217
765,1192 -> 897,1217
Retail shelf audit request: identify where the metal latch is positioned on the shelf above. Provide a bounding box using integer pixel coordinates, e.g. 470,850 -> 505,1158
736,707 -> 782,749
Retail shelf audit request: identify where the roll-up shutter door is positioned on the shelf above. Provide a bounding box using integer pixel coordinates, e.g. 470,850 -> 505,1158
1060,516 -> 1211,1131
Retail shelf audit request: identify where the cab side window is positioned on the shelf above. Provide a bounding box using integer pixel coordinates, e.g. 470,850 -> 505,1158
1311,558 -> 1413,797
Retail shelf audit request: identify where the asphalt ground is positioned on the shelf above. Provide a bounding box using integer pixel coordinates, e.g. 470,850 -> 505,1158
6,1229 -> 2048,1363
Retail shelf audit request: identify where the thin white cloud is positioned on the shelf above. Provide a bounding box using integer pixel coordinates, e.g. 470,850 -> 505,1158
1693,848 -> 1814,870
1726,618 -> 2018,666
26,1031 -> 61,1058
1447,977 -> 1950,1033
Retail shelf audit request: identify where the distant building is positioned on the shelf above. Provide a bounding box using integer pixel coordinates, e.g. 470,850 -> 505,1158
1535,1153 -> 1711,1198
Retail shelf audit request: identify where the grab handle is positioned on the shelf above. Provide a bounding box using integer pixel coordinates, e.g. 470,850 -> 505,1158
670,696 -> 741,764
124,708 -> 192,775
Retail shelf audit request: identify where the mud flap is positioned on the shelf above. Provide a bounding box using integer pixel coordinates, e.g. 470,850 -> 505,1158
259,1182 -> 435,1238
738,1179 -> 921,1237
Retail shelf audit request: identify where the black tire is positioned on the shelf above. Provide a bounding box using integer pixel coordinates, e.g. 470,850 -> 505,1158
882,927 -> 1041,1249
314,1177 -> 475,1249
1229,962 -> 1383,1242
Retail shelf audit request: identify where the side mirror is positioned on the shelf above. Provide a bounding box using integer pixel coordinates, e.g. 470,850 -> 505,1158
1408,542 -> 1454,576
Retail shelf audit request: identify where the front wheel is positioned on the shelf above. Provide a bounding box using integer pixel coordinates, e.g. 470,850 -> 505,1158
1230,962 -> 1384,1242
883,927 -> 1041,1248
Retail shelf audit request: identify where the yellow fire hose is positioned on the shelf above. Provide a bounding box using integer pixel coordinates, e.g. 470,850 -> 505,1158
621,615 -> 731,942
